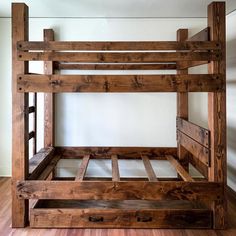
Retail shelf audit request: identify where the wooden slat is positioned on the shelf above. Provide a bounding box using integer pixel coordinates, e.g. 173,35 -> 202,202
166,155 -> 194,182
56,63 -> 177,70
17,74 -> 224,93
44,29 -> 55,148
208,2 -> 226,229
56,147 -> 177,159
189,154 -> 208,179
187,27 -> 209,42
17,51 -> 221,63
28,147 -> 55,180
111,155 -> 120,181
30,208 -> 212,228
32,93 -> 37,154
17,40 -> 221,51
12,3 -> 29,227
141,156 -> 157,181
177,117 -> 210,148
16,180 -> 223,201
28,131 -> 35,140
37,155 -> 60,180
177,131 -> 210,166
75,155 -> 90,181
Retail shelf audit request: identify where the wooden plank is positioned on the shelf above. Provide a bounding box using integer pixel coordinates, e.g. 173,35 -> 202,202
28,147 -> 55,180
16,180 -> 223,201
177,117 -> 210,148
56,147 -> 177,159
12,3 -> 29,227
177,131 -> 210,166
187,27 -> 209,42
111,155 -> 120,181
189,154 -> 208,179
75,155 -> 90,181
17,51 -> 221,63
177,61 -> 208,70
37,155 -> 60,180
141,156 -> 157,181
208,2 -> 227,229
44,29 -> 55,148
32,93 -> 37,155
17,40 -> 220,51
166,155 -> 194,182
56,63 -> 177,70
30,208 -> 212,228
17,74 -> 224,93
176,29 -> 189,172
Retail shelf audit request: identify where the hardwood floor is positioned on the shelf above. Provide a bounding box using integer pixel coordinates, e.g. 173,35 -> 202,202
0,177 -> 235,236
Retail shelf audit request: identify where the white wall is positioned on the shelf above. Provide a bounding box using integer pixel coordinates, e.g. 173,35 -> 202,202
1,6 -> 235,189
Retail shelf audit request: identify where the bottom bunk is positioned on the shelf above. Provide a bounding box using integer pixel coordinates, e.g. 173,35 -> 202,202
16,147 -> 223,228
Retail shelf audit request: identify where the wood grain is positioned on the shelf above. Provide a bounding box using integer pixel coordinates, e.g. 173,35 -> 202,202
141,156 -> 157,181
75,155 -> 90,181
17,74 -> 224,93
111,155 -> 120,181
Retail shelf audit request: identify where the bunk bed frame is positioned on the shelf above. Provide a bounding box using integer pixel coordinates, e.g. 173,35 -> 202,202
12,2 -> 226,229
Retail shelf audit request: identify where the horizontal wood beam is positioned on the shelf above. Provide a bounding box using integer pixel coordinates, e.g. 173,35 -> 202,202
17,74 -> 224,93
30,207 -> 212,228
75,155 -> 90,181
177,131 -> 210,166
56,63 -> 177,70
17,180 -> 223,201
28,147 -> 55,180
177,118 -> 210,148
166,155 -> 193,182
17,40 -> 220,51
56,147 -> 177,159
187,28 -> 209,42
17,51 -> 221,63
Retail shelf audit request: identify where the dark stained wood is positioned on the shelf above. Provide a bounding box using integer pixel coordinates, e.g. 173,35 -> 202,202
17,74 -> 224,93
32,93 -> 37,154
28,147 -> 55,180
12,3 -> 29,227
17,51 -> 221,63
37,155 -> 60,180
141,156 -> 157,181
56,147 -> 177,159
187,27 -> 210,42
166,155 -> 193,182
75,155 -> 90,181
56,63 -> 177,70
28,131 -> 35,140
17,180 -> 223,201
30,208 -> 212,228
208,2 -> 227,229
176,29 -> 189,172
44,29 -> 55,148
189,154 -> 208,179
177,117 -> 210,148
111,155 -> 120,182
28,106 -> 35,114
17,40 -> 221,51
177,131 -> 210,166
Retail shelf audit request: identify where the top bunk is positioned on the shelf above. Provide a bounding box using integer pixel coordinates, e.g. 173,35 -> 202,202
15,4 -> 225,94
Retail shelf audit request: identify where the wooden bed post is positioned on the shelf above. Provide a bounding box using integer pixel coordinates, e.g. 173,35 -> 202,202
176,29 -> 189,170
44,29 -> 55,147
208,2 -> 226,229
12,3 -> 29,227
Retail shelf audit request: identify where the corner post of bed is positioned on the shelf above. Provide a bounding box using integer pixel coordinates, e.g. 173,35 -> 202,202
176,29 -> 189,171
12,3 -> 29,227
208,1 -> 226,229
44,29 -> 55,148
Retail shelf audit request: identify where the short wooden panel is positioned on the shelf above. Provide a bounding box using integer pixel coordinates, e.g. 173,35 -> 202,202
111,155 -> 120,181
177,131 -> 210,166
17,40 -> 220,51
30,208 -> 212,228
75,155 -> 90,181
17,51 -> 221,63
141,156 -> 157,181
17,74 -> 224,93
187,27 -> 210,41
16,180 -> 223,201
177,117 -> 210,148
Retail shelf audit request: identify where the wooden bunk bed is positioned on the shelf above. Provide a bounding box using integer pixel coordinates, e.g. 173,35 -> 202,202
12,2 -> 226,229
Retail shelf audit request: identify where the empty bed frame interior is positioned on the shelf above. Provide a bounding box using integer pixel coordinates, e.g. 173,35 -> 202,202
12,2 -> 226,229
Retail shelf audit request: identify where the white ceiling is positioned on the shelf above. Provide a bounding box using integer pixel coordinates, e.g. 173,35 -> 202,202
1,0 -> 236,18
